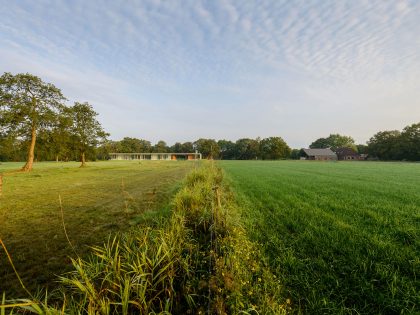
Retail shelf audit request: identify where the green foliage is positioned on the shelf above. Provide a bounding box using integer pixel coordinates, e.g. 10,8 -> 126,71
367,130 -> 402,160
0,72 -> 66,168
0,73 -> 65,135
69,102 -> 109,165
235,138 -> 260,160
401,123 -> 420,161
0,135 -> 26,162
259,137 -> 291,160
170,142 -> 183,153
153,140 -> 169,153
36,107 -> 74,161
310,134 -> 356,151
0,73 -> 110,164
217,139 -> 236,160
60,222 -> 189,314
289,149 -> 302,160
180,141 -> 194,153
117,137 -> 152,153
221,160 -> 420,314
193,138 -> 220,159
356,144 -> 368,154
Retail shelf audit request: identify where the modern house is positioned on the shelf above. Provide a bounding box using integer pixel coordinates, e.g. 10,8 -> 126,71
109,152 -> 202,161
335,147 -> 362,160
301,148 -> 337,160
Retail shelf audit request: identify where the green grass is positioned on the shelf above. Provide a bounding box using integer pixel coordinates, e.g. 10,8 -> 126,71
0,160 -> 196,297
2,162 -> 287,314
220,160 -> 420,314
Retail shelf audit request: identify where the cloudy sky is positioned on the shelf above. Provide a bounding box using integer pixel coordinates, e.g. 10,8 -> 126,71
1,0 -> 419,147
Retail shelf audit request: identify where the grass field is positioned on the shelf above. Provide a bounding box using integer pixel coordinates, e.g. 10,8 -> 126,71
220,161 -> 420,314
0,160 -> 196,297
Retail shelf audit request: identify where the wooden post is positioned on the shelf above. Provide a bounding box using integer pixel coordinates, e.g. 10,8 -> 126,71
213,186 -> 223,228
215,186 -> 222,210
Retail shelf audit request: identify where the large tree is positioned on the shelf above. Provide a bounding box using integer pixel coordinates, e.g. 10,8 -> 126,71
356,144 -> 368,154
310,134 -> 356,151
235,138 -> 260,160
259,137 -> 291,160
153,140 -> 168,153
70,102 -> 108,167
400,123 -> 420,161
217,139 -> 236,160
118,137 -> 152,153
194,138 -> 220,159
0,72 -> 65,171
45,106 -> 73,162
367,130 -> 402,160
181,142 -> 194,153
170,142 -> 183,153
290,148 -> 303,160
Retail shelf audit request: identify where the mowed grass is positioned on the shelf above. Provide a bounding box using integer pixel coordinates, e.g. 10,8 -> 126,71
0,160 -> 196,297
220,161 -> 420,314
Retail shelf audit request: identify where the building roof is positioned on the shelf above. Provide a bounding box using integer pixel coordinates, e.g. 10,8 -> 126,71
302,148 -> 337,156
335,147 -> 359,156
109,152 -> 200,155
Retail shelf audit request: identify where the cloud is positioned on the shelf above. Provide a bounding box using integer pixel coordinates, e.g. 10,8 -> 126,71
0,0 -> 419,147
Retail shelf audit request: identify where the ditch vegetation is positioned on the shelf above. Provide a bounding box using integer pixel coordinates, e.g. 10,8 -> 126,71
1,163 -> 289,314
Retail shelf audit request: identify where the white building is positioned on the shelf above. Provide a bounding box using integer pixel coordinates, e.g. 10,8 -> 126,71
109,152 -> 202,161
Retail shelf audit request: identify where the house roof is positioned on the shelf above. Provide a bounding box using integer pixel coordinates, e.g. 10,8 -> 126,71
335,147 -> 359,156
302,148 -> 337,156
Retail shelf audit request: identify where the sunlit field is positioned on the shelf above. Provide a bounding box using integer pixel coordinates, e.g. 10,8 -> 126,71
0,160 -> 196,296
220,160 -> 420,314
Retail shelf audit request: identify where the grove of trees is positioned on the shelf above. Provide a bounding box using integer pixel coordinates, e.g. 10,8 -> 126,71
367,123 -> 420,161
309,134 -> 356,151
0,73 -> 108,169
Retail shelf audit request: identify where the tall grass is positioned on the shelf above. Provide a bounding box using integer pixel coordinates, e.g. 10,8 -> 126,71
1,163 -> 288,314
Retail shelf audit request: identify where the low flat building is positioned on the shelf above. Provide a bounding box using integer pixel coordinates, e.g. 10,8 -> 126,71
109,152 -> 202,161
302,148 -> 337,160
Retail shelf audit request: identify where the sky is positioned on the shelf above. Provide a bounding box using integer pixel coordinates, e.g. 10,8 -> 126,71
1,0 -> 419,148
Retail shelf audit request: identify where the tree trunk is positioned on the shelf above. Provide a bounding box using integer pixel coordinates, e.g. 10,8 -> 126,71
56,155 -> 59,162
80,151 -> 86,167
21,125 -> 37,172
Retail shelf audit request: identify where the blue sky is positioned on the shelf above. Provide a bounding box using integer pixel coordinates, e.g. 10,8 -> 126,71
1,0 -> 419,148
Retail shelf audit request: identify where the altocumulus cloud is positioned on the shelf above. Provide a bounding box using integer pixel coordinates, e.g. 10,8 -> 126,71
0,0 -> 419,147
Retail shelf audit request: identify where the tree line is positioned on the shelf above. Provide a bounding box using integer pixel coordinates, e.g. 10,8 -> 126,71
99,124 -> 420,161
100,136 -> 292,160
1,72 -> 419,168
306,125 -> 420,161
